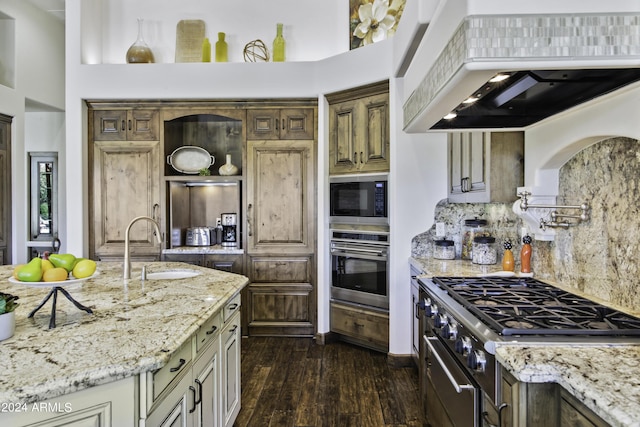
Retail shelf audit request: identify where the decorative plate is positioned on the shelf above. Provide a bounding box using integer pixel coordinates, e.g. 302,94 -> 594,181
167,146 -> 215,174
7,271 -> 99,288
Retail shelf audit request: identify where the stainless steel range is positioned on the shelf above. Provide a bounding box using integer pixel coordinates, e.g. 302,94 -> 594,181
418,276 -> 640,427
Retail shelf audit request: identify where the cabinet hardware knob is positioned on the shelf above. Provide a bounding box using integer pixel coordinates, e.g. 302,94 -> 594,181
229,325 -> 238,334
228,303 -> 239,311
128,119 -> 132,131
360,151 -> 363,164
354,151 -> 358,163
121,120 -> 126,132
275,118 -> 279,131
206,325 -> 218,335
247,204 -> 253,236
282,119 -> 285,131
169,358 -> 186,373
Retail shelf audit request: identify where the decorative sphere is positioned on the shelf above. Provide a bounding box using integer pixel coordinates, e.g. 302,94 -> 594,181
244,40 -> 270,62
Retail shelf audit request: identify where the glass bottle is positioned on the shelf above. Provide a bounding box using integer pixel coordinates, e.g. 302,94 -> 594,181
272,23 -> 285,62
202,37 -> 211,62
215,32 -> 228,62
472,236 -> 497,265
126,18 -> 155,64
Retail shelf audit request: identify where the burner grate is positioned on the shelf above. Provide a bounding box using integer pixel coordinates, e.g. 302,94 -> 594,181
432,277 -> 640,336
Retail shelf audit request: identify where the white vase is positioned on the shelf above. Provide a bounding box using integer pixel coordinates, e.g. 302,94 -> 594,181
218,154 -> 239,176
0,311 -> 16,341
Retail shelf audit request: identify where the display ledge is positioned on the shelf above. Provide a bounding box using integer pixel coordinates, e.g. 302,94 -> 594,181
163,245 -> 244,255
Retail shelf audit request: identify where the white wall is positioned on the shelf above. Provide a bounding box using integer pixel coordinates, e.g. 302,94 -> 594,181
0,0 -> 65,263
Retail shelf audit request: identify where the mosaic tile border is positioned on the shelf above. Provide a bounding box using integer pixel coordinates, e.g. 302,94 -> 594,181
403,13 -> 640,129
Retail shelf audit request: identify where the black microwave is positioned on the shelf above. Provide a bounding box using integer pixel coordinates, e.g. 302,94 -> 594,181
329,175 -> 388,224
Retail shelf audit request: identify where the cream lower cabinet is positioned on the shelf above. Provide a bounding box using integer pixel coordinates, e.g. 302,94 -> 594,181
0,377 -> 137,427
145,295 -> 241,427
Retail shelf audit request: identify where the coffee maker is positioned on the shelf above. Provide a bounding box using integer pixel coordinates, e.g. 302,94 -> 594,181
220,213 -> 238,247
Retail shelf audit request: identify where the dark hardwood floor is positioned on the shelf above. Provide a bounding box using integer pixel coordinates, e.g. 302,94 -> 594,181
235,336 -> 425,427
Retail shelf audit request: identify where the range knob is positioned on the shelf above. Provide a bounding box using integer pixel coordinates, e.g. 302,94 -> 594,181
440,322 -> 458,340
467,349 -> 487,372
434,313 -> 448,328
455,336 -> 472,355
424,301 -> 438,318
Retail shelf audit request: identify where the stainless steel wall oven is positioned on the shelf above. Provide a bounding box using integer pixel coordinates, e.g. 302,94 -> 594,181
330,229 -> 389,310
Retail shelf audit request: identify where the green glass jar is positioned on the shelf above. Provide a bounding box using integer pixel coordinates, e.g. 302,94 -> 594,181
215,32 -> 228,62
272,23 -> 285,62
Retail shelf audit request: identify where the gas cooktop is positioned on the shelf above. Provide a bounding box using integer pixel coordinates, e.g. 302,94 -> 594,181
432,276 -> 640,337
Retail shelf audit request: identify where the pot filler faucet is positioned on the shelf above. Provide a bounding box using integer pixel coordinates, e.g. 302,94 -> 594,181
123,216 -> 162,280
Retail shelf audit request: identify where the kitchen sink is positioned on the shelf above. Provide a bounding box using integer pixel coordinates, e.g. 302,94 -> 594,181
145,270 -> 200,280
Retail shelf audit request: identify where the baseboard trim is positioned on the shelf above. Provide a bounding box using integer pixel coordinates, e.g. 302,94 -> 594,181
387,352 -> 415,368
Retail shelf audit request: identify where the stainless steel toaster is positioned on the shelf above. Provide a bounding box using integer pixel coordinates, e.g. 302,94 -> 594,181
185,227 -> 213,246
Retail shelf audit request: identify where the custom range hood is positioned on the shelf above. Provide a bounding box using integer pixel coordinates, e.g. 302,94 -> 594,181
403,10 -> 640,132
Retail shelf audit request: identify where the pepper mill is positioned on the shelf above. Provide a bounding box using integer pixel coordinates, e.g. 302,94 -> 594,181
502,239 -> 515,272
521,235 -> 532,274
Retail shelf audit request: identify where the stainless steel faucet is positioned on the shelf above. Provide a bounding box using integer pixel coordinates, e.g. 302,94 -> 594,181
124,216 -> 162,280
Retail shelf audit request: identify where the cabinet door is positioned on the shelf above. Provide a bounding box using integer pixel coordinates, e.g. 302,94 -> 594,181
247,109 -> 314,140
193,338 -> 220,427
466,131 -> 487,193
280,108 -> 314,140
93,110 -> 159,141
328,100 -> 358,173
358,92 -> 390,173
246,140 -> 314,254
91,141 -> 161,259
221,313 -> 241,427
448,133 -> 464,195
146,372 -> 194,427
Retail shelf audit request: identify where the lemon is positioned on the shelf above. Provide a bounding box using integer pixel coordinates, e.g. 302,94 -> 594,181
43,267 -> 69,282
72,259 -> 96,279
41,259 -> 55,272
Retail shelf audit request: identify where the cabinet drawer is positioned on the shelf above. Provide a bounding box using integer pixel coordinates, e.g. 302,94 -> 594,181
152,340 -> 192,401
196,312 -> 221,353
249,257 -> 310,282
224,293 -> 241,323
330,301 -> 389,350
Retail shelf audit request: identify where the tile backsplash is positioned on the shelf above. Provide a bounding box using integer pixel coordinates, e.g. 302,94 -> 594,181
412,136 -> 640,313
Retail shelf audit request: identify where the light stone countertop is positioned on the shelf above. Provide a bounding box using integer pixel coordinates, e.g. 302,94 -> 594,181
410,256 -> 640,427
495,344 -> 640,427
0,262 -> 249,404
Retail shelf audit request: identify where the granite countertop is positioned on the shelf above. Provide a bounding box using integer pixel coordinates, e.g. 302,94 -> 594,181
410,255 -> 640,427
496,344 -> 640,427
0,262 -> 249,404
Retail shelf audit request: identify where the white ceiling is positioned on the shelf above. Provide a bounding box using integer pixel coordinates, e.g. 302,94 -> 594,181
27,0 -> 65,21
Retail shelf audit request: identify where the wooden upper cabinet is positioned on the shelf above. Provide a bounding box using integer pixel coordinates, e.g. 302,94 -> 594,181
93,109 -> 159,141
328,81 -> 390,175
246,139 -> 315,254
91,140 -> 161,260
247,108 -> 314,140
448,131 -> 524,203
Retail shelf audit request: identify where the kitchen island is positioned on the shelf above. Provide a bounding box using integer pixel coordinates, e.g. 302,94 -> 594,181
0,261 -> 248,426
411,256 -> 640,427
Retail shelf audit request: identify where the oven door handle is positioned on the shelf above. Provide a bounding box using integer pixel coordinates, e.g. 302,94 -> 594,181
331,246 -> 387,257
425,337 -> 475,394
